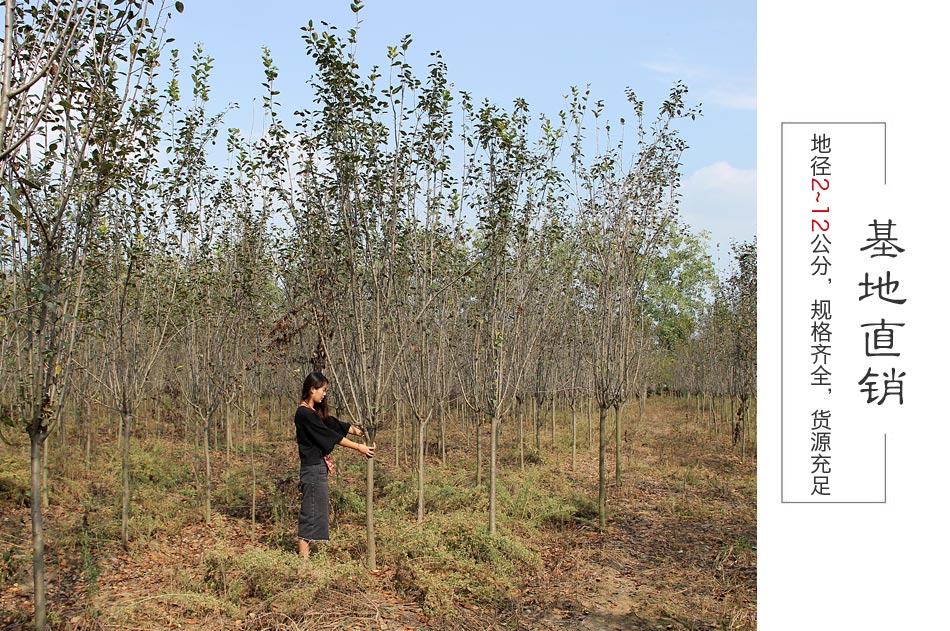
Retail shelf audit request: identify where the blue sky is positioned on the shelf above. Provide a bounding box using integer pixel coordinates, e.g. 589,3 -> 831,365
163,0 -> 755,263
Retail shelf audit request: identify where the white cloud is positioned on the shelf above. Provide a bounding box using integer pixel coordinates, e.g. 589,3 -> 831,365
686,161 -> 755,195
644,60 -> 755,112
679,162 -> 756,260
708,90 -> 757,111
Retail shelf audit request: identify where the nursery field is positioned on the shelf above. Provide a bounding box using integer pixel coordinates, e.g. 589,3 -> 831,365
0,396 -> 755,630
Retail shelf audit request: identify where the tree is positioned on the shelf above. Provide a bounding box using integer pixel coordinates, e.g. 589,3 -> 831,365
163,44 -> 234,526
0,1 -> 177,627
388,47 -> 458,523
82,31 -> 180,547
642,223 -> 715,420
289,11 -> 421,570
569,83 -> 699,528
724,239 -> 756,456
457,93 -> 562,534
1,0 -> 90,166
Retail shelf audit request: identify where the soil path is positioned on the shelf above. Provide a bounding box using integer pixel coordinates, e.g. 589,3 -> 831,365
527,479 -> 756,631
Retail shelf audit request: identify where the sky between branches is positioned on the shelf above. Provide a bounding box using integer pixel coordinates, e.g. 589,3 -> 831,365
164,0 -> 755,266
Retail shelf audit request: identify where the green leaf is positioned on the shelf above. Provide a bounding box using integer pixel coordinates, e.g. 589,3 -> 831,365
8,202 -> 24,226
175,1 -> 184,13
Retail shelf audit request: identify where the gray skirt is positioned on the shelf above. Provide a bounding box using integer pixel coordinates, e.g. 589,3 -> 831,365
298,460 -> 330,542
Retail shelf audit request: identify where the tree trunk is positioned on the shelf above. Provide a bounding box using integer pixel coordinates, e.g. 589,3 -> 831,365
475,419 -> 482,487
695,394 -> 701,431
41,440 -> 49,509
614,403 -> 622,488
587,396 -> 593,451
729,393 -> 736,442
598,405 -> 607,530
251,419 -> 256,529
518,410 -> 524,471
489,414 -> 499,534
61,409 -> 68,450
533,398 -> 540,452
225,402 -> 232,472
30,432 -> 47,631
550,395 -> 556,447
84,400 -> 92,474
571,404 -> 577,471
714,394 -> 721,435
405,403 -> 412,466
735,394 -> 749,454
142,398 -> 148,443
121,410 -> 133,546
366,457 -> 377,571
439,404 -> 446,464
394,404 -> 400,468
417,420 -> 426,522
203,417 -> 212,524
240,399 -> 246,456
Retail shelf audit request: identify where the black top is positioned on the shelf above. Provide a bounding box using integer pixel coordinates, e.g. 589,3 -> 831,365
294,406 -> 351,466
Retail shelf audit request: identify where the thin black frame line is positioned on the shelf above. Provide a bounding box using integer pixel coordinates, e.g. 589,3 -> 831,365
779,121 -> 888,503
780,123 -> 787,500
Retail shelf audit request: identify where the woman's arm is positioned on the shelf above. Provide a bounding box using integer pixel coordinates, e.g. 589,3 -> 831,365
348,425 -> 364,438
340,437 -> 374,458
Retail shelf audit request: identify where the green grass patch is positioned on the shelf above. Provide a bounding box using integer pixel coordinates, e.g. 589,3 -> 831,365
0,456 -> 30,506
202,545 -> 369,611
377,504 -> 540,618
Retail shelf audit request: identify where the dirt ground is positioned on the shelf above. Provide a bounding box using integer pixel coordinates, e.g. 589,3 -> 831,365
1,397 -> 756,630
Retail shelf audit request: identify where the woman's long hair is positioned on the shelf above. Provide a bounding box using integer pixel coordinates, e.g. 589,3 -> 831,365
300,371 -> 329,420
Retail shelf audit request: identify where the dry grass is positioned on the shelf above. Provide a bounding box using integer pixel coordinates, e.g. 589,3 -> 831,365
0,395 -> 755,630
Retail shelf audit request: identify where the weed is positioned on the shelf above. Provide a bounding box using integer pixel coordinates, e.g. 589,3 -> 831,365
379,508 -> 540,619
202,544 -> 370,617
1,546 -> 18,585
79,504 -> 101,600
205,547 -> 303,601
329,484 -> 365,515
131,440 -> 193,490
0,458 -> 29,506
425,480 -> 485,514
379,477 -> 414,514
162,592 -> 241,618
524,448 -> 543,465
0,395 -> 755,630
214,469 -> 253,508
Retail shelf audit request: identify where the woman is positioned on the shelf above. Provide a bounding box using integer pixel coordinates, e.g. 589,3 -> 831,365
295,370 -> 374,559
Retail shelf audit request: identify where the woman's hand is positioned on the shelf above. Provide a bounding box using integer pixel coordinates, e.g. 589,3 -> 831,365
360,443 -> 376,459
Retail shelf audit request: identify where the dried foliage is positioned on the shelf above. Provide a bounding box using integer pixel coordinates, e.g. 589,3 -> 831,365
0,397 -> 754,630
